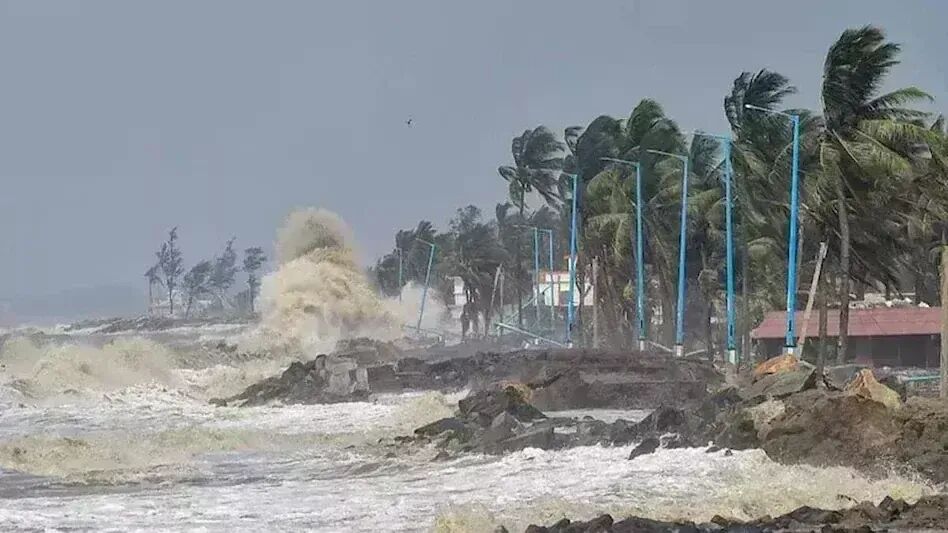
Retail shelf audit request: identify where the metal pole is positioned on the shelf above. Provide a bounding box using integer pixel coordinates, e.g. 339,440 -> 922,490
635,163 -> 647,351
723,140 -> 737,365
533,226 -> 540,330
674,157 -> 689,357
785,115 -> 801,355
416,241 -> 435,332
566,173 -> 579,346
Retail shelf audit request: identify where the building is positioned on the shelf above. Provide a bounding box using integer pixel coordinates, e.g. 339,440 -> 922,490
751,306 -> 941,367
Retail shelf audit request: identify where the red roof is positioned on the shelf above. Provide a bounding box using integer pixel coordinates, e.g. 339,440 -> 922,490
751,307 -> 942,339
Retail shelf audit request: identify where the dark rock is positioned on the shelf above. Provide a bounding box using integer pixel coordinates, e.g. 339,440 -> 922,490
414,417 -> 474,439
432,450 -> 450,462
628,436 -> 660,460
742,368 -> 816,401
458,387 -> 546,427
486,424 -> 555,454
208,398 -> 227,407
823,364 -> 868,391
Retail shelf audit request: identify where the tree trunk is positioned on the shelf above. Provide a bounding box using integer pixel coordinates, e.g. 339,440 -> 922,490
740,226 -> 751,365
249,278 -> 256,315
835,180 -> 851,365
168,285 -> 175,316
516,199 -> 525,329
705,300 -> 714,361
818,271 -> 829,377
592,257 -> 600,348
941,242 -> 948,399
147,283 -> 153,315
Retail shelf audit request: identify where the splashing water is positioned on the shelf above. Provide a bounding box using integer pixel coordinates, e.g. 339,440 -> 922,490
240,208 -> 400,356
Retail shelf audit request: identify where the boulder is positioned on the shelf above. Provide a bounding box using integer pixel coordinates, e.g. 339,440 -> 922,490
845,369 -> 901,409
753,354 -> 799,380
458,387 -> 546,427
414,417 -> 475,439
486,424 -> 555,454
628,436 -> 660,460
823,364 -> 868,390
742,367 -> 816,400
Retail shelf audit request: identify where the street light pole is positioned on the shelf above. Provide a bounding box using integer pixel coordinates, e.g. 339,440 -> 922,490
688,132 -> 737,366
648,149 -> 690,357
601,157 -> 647,351
415,239 -> 436,332
745,104 -> 802,356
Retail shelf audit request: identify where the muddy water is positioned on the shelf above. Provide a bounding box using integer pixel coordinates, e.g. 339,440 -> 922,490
0,333 -> 935,532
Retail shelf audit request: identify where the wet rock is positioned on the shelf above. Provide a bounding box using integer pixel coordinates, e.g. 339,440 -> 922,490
823,364 -> 868,391
628,436 -> 659,460
458,387 -> 546,427
753,354 -> 799,379
524,495 -> 948,532
742,367 -> 816,401
414,417 -> 474,439
486,424 -> 555,454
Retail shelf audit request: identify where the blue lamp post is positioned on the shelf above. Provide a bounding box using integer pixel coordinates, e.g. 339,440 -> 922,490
647,149 -> 690,357
689,132 -> 737,365
415,238 -> 436,332
601,157 -> 647,351
745,104 -> 802,356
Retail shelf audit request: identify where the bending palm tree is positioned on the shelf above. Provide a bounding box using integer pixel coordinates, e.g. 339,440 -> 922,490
498,126 -> 564,327
818,25 -> 935,362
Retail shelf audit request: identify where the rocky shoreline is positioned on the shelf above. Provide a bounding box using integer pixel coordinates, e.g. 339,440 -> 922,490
518,494 -> 948,532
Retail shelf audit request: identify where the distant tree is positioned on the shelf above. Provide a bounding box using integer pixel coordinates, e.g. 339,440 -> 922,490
209,238 -> 238,311
144,264 -> 163,314
243,247 -> 267,314
182,260 -> 213,318
156,227 -> 184,316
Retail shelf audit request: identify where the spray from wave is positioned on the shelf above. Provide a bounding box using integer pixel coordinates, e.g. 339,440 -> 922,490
241,208 -> 403,356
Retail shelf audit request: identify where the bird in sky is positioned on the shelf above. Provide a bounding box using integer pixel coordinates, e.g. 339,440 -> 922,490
405,117 -> 413,127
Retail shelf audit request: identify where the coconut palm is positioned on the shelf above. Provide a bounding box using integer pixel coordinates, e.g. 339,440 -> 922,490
499,126 -> 565,326
817,25 -> 936,362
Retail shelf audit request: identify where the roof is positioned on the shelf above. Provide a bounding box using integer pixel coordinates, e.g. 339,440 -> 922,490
751,307 -> 942,339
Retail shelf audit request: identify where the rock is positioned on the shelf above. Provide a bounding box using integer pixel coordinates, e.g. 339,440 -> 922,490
414,417 -> 474,439
432,450 -> 450,462
823,364 -> 868,391
628,436 -> 660,460
743,367 -> 816,400
845,369 -> 901,409
458,387 -> 546,427
753,354 -> 799,380
486,424 -> 555,454
482,411 -> 524,445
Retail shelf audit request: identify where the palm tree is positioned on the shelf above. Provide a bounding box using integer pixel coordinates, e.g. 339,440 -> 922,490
817,25 -> 935,362
498,126 -> 565,327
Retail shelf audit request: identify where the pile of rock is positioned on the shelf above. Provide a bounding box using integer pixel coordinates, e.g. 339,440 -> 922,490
625,354 -> 948,485
520,494 -> 948,532
407,386 -> 642,457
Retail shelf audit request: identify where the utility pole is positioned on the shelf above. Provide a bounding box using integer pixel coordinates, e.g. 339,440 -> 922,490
796,242 -> 829,359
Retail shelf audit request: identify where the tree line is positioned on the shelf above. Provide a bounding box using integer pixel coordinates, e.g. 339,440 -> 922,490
372,25 -> 948,364
145,228 -> 267,318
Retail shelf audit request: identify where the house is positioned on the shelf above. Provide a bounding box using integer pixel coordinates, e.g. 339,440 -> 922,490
751,306 -> 941,367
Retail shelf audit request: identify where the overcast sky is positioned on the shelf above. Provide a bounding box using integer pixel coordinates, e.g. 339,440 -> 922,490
1,0 -> 946,300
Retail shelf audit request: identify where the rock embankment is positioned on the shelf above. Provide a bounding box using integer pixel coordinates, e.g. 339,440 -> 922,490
215,345 -> 720,410
520,494 -> 948,532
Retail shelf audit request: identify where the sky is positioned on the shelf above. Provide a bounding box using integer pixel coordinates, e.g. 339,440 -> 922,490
1,0 -> 946,307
